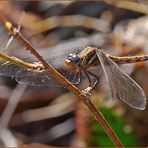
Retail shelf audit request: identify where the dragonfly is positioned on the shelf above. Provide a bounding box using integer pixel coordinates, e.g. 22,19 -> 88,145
65,47 -> 147,110
0,45 -> 147,110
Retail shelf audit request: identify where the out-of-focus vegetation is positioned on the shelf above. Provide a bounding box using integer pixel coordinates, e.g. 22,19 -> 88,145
0,1 -> 147,147
90,105 -> 139,147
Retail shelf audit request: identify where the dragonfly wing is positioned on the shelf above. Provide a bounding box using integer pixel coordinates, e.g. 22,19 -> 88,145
95,49 -> 146,110
0,62 -> 20,77
15,68 -> 62,86
15,68 -> 75,86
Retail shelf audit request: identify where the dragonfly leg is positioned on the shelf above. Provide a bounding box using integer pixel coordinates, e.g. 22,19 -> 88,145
85,70 -> 99,89
84,70 -> 92,87
71,68 -> 82,85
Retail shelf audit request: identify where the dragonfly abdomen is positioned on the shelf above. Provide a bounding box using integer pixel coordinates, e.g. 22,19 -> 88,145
108,55 -> 148,64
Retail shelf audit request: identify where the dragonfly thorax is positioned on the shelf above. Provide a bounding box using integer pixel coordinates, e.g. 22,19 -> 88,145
65,53 -> 82,70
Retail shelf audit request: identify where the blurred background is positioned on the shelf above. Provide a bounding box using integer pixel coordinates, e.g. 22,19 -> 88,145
0,1 -> 147,147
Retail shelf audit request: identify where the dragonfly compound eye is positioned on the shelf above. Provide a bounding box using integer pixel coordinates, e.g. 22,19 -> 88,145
67,53 -> 81,65
65,53 -> 81,70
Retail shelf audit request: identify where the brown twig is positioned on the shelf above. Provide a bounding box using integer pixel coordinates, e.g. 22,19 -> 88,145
0,13 -> 124,147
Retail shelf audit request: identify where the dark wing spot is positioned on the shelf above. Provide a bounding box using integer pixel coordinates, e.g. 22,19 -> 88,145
135,57 -> 141,62
125,58 -> 132,63
144,56 -> 148,60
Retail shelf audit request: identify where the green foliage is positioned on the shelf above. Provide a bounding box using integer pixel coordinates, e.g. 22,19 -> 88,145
89,106 -> 139,147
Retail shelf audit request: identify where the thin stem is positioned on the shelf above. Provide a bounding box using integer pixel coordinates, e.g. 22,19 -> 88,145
0,13 -> 124,147
31,15 -> 110,35
0,52 -> 42,70
85,99 -> 123,147
106,0 -> 148,15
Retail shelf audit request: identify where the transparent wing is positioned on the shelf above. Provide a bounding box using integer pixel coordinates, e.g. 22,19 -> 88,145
15,69 -> 61,86
0,61 -> 20,77
15,68 -> 76,86
96,49 -> 146,110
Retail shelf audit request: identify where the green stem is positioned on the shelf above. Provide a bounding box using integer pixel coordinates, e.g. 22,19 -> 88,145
0,52 -> 40,70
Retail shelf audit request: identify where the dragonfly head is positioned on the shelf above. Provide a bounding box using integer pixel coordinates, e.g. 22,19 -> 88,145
65,53 -> 81,70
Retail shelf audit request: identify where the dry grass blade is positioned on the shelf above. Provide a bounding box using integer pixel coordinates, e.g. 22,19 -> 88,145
0,83 -> 28,146
106,0 -> 148,14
